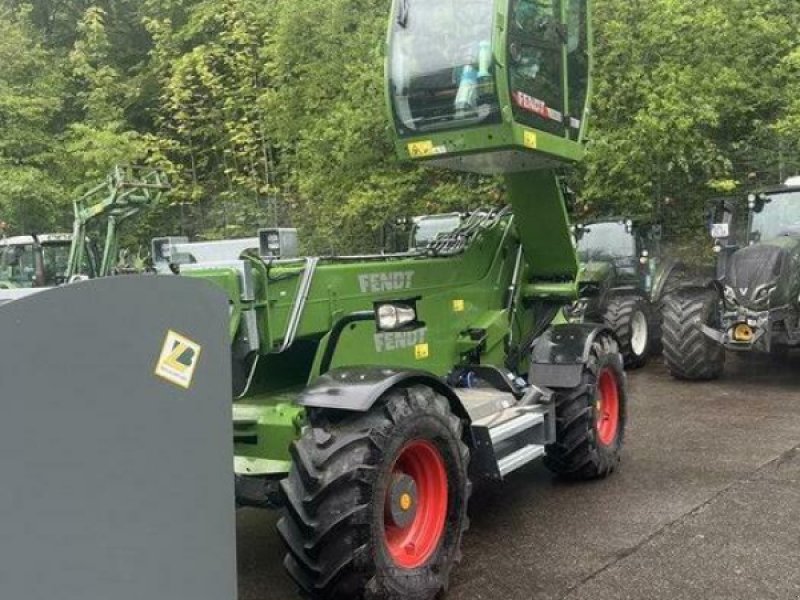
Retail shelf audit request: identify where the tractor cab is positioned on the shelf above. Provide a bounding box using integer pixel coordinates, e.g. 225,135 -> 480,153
0,234 -> 90,288
389,0 -> 591,172
574,219 -> 659,293
748,184 -> 800,244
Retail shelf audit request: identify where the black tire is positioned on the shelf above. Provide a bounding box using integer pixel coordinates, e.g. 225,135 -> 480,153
662,288 -> 725,381
603,295 -> 651,369
544,333 -> 626,480
278,385 -> 470,600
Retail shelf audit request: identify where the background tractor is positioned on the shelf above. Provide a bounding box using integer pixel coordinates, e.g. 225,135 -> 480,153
566,218 -> 664,367
168,1 -> 628,598
0,233 -> 77,289
0,166 -> 168,291
663,177 -> 800,380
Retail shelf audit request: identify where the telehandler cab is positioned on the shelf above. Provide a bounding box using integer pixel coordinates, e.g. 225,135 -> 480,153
170,1 -> 627,598
664,177 -> 800,380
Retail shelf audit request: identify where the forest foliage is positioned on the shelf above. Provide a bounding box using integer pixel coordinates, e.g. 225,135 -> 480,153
0,0 -> 798,253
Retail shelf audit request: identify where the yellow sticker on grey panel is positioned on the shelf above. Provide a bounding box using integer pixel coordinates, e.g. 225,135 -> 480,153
155,330 -> 202,389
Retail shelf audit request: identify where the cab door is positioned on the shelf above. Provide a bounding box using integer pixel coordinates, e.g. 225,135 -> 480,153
506,0 -> 589,140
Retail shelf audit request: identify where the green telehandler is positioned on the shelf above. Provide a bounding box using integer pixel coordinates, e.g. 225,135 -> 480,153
663,177 -> 800,380
0,166 -> 168,293
175,1 -> 627,597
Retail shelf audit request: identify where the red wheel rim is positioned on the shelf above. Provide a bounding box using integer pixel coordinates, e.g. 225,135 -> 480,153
595,368 -> 620,446
383,440 -> 448,569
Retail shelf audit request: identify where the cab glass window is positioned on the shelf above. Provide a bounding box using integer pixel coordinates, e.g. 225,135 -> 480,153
566,0 -> 589,138
389,0 -> 502,135
507,0 -> 565,136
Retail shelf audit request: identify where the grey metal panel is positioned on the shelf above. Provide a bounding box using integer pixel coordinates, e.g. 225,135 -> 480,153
0,276 -> 236,600
174,238 -> 259,263
0,287 -> 46,304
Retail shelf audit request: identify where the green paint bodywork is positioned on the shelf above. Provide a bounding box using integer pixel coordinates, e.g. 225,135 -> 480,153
183,0 -> 595,479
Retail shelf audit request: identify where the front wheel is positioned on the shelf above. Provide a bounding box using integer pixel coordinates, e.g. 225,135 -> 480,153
544,333 -> 627,480
603,295 -> 651,369
662,288 -> 725,381
278,385 -> 470,600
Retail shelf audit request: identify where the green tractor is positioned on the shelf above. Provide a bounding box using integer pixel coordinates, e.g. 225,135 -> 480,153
180,1 -> 627,597
0,166 -> 168,294
0,234 -> 77,289
663,177 -> 800,380
566,218 -> 664,368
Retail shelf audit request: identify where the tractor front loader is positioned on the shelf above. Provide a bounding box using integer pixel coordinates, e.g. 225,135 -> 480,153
0,165 -> 168,293
663,178 -> 800,380
175,1 -> 627,598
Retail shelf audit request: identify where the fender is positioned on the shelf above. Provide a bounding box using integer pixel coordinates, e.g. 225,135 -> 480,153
297,366 -> 470,421
529,323 -> 616,389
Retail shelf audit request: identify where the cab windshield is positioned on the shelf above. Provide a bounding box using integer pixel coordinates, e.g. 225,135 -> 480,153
750,191 -> 800,242
576,222 -> 636,263
41,243 -> 72,283
389,0 -> 501,135
1,244 -> 38,287
0,242 -> 72,287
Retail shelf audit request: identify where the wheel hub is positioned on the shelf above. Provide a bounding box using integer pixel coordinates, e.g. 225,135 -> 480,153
383,439 -> 449,569
385,473 -> 418,529
595,368 -> 621,446
631,310 -> 648,356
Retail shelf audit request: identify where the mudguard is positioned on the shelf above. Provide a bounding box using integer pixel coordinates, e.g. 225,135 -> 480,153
529,323 -> 615,388
0,276 -> 236,600
298,366 -> 469,420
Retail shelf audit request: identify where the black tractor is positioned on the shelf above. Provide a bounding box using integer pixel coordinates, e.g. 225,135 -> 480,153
663,178 -> 800,380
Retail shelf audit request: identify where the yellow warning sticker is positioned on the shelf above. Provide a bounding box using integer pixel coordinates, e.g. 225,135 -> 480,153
155,330 -> 202,389
407,140 -> 435,158
523,130 -> 538,149
414,343 -> 430,360
452,299 -> 465,313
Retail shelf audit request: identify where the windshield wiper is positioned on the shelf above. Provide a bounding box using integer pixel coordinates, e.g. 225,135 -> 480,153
397,0 -> 409,28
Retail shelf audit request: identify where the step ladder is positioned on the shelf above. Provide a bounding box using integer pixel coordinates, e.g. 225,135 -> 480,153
458,388 -> 556,481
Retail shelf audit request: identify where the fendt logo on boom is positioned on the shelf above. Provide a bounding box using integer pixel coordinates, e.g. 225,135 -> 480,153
358,271 -> 415,294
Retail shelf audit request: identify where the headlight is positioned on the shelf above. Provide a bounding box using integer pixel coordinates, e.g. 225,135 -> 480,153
752,285 -> 776,306
724,286 -> 738,306
376,303 -> 417,331
266,233 -> 280,250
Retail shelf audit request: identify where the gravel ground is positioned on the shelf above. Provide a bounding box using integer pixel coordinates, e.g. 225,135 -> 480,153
236,355 -> 800,600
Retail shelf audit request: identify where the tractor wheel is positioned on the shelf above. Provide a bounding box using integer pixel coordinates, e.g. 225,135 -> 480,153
662,288 -> 725,381
544,333 -> 626,480
603,296 -> 651,369
278,385 -> 470,600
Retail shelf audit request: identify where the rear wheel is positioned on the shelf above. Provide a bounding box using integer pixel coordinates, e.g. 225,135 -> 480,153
544,333 -> 626,479
603,296 -> 650,369
278,385 -> 470,600
662,288 -> 725,381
